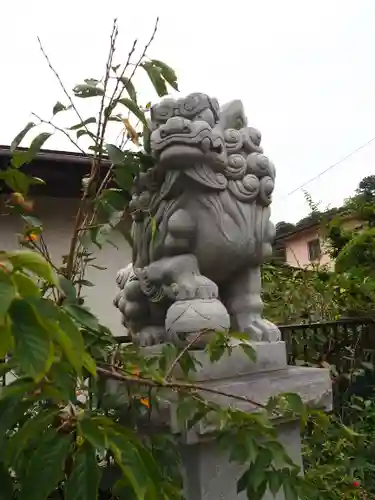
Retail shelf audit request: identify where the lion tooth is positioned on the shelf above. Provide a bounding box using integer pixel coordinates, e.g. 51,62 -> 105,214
201,137 -> 211,151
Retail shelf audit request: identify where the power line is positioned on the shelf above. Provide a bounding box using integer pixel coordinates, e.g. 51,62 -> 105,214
284,135 -> 375,198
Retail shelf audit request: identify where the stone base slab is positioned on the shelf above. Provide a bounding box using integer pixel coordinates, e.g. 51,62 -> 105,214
170,365 -> 332,439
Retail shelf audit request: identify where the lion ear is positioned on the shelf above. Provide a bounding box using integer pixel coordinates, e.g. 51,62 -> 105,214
219,100 -> 247,130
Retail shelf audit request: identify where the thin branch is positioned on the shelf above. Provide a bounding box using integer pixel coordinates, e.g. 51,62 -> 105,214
165,330 -> 209,380
37,37 -> 91,136
96,366 -> 266,410
101,16 -> 158,143
123,17 -> 159,93
31,113 -> 87,155
95,20 -> 118,161
67,21 -> 119,279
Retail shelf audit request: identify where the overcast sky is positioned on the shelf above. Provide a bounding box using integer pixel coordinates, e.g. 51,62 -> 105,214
2,0 -> 375,224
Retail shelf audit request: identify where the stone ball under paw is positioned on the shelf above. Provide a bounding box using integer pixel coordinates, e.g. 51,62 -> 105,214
165,298 -> 230,348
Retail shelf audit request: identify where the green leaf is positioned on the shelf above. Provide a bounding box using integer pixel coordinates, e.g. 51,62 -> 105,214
0,316 -> 13,357
108,114 -> 123,122
88,144 -> 103,154
118,98 -> 147,127
109,433 -> 153,500
283,480 -> 299,500
151,60 -> 178,91
143,124 -> 151,153
19,429 -> 72,500
73,84 -> 104,98
52,101 -> 68,115
0,393 -> 34,447
28,132 -> 53,157
48,361 -> 77,401
206,333 -> 228,362
106,144 -> 125,165
0,462 -> 13,500
282,393 -> 305,415
84,78 -> 99,86
82,352 -> 97,377
63,303 -> 99,331
5,408 -> 58,466
77,129 -> 96,140
10,122 -> 36,151
268,440 -> 294,467
0,271 -> 16,319
51,322 -> 83,375
69,117 -> 96,130
239,342 -> 256,361
0,378 -> 36,401
79,418 -> 107,450
237,469 -> 250,493
90,264 -> 107,270
21,214 -> 43,229
9,299 -> 53,380
59,275 -> 77,301
75,279 -> 94,287
30,176 -> 46,186
12,271 -> 40,298
119,76 -> 137,102
64,444 -> 100,500
99,188 -> 127,210
114,165 -> 134,191
268,471 -> 282,497
30,299 -> 84,374
141,62 -> 168,97
4,250 -> 58,286
1,168 -> 31,191
341,424 -> 363,438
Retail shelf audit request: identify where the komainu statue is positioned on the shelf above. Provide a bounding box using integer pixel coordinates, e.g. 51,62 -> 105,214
114,93 -> 280,347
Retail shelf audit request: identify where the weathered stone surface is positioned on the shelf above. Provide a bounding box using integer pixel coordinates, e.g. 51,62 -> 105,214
169,365 -> 332,439
180,420 -> 302,500
172,341 -> 288,381
175,365 -> 332,499
114,93 -> 280,350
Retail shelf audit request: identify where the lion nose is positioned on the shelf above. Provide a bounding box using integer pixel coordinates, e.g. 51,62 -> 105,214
159,117 -> 192,138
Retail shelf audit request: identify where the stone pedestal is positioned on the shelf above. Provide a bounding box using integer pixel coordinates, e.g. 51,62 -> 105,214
169,341 -> 332,500
106,340 -> 332,499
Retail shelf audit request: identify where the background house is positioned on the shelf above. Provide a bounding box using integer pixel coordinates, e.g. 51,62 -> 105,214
275,214 -> 363,268
0,145 -> 132,337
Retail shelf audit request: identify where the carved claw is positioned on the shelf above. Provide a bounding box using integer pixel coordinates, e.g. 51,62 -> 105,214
171,275 -> 218,301
243,317 -> 281,342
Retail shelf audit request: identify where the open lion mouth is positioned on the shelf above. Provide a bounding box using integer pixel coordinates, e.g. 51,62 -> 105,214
152,133 -> 223,161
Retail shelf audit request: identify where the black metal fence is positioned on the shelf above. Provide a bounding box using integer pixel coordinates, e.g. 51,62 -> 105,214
280,317 -> 375,411
279,317 -> 375,366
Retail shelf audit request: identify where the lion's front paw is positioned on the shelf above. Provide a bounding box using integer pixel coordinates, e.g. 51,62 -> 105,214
243,317 -> 281,342
171,275 -> 219,301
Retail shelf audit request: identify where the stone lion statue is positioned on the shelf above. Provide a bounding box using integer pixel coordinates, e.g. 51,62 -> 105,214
114,93 -> 280,347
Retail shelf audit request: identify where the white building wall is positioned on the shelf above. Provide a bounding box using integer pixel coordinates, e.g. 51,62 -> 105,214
1,196 -> 132,337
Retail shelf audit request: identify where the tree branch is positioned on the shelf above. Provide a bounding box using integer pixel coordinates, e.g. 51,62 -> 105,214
96,365 -> 266,410
31,113 -> 87,155
37,37 -> 91,136
165,330 -> 208,380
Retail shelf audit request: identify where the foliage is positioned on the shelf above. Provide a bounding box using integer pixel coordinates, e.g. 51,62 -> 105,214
269,179 -> 375,499
303,396 -> 375,500
0,18 -> 314,500
0,248 -> 309,499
